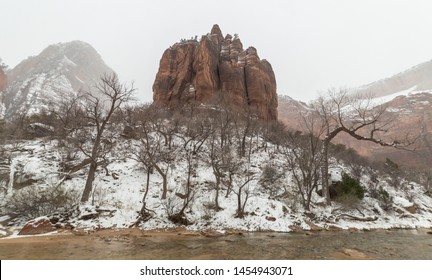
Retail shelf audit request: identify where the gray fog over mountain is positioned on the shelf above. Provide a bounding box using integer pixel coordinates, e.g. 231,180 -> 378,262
2,41 -> 114,118
353,59 -> 432,98
2,0 -> 432,102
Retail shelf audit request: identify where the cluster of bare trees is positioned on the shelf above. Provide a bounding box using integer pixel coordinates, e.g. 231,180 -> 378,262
2,74 -> 421,225
124,103 -> 265,223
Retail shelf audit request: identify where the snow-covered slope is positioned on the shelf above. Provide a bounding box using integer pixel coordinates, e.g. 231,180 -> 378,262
3,41 -> 114,119
1,131 -> 431,235
353,59 -> 432,98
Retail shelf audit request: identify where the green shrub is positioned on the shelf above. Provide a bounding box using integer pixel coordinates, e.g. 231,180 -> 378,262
336,173 -> 365,200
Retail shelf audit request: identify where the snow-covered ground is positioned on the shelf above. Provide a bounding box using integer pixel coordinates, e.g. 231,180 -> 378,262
1,135 -> 431,236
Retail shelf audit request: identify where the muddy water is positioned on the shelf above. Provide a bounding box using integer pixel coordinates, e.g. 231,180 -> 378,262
0,229 -> 431,259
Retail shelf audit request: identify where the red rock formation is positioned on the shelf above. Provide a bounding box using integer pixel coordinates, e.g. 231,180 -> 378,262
152,24 -> 278,120
18,217 -> 55,235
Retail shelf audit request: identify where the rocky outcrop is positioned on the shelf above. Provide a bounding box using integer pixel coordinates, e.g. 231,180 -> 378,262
0,68 -> 6,92
152,24 -> 278,120
18,217 -> 55,235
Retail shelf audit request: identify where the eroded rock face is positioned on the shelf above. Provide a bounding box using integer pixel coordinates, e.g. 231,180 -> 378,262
152,24 -> 278,120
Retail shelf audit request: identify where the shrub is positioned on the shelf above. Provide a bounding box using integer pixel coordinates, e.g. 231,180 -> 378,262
8,184 -> 80,219
336,173 -> 365,199
370,186 -> 393,211
259,164 -> 284,196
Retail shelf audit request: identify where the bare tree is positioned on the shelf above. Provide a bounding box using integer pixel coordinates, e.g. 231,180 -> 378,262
282,114 -> 325,211
127,108 -> 158,225
169,149 -> 196,225
50,95 -> 85,138
0,57 -> 8,71
206,128 -> 228,210
313,88 -> 416,204
232,109 -> 259,158
131,107 -> 175,200
79,73 -> 135,203
232,172 -> 255,218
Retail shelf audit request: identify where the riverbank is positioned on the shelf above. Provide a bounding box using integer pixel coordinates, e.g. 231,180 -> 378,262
1,227 -> 431,260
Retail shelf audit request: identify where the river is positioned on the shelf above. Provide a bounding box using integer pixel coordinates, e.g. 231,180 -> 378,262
0,228 -> 431,259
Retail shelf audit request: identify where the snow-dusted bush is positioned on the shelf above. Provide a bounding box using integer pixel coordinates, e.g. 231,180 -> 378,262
259,163 -> 284,197
369,186 -> 393,211
8,184 -> 80,219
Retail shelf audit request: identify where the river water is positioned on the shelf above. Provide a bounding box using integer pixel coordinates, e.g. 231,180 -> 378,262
0,229 -> 431,259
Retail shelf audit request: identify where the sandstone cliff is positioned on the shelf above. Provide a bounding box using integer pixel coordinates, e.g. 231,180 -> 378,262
152,24 -> 278,120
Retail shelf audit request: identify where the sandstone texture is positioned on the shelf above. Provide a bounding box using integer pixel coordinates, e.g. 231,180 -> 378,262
153,24 -> 278,120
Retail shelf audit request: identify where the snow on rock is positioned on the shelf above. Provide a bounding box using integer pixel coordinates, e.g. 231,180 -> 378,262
18,216 -> 55,235
3,40 -> 115,119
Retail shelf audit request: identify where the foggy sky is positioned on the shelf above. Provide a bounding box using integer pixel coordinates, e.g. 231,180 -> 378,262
2,0 -> 432,103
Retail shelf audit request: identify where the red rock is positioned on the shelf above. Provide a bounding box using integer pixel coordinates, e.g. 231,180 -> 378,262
18,217 -> 55,235
152,42 -> 197,108
152,24 -> 278,121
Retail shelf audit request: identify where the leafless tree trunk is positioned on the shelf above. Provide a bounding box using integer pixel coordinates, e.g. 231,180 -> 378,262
79,73 -> 135,203
282,114 -> 325,211
132,110 -> 174,200
313,88 -> 417,204
207,130 -> 226,210
233,175 -> 255,218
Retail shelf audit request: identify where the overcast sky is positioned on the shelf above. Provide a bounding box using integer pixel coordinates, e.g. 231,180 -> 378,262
2,0 -> 432,102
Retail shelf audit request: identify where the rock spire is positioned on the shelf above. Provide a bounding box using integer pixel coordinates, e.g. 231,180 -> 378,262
152,24 -> 278,120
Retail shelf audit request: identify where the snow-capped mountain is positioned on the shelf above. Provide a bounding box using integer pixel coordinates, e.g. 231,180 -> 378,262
353,59 -> 432,98
2,41 -> 114,119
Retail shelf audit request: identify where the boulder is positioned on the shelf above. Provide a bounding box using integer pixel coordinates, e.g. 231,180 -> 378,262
18,217 -> 55,235
265,216 -> 277,222
152,24 -> 278,121
404,205 -> 417,214
121,125 -> 137,139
